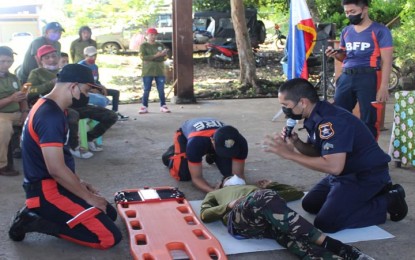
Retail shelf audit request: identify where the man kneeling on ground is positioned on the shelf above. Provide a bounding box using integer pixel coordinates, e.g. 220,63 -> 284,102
9,64 -> 122,249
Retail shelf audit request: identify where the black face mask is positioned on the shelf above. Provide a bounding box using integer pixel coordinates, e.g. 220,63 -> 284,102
348,13 -> 364,25
71,92 -> 89,108
282,106 -> 303,120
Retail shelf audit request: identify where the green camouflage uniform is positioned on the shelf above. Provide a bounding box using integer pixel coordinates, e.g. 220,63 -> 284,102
201,184 -> 341,259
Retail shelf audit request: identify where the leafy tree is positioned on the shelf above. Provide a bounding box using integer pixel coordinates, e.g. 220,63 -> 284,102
393,0 -> 415,64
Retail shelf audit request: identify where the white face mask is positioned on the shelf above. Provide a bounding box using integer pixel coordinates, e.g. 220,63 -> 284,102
43,64 -> 59,71
223,175 -> 246,187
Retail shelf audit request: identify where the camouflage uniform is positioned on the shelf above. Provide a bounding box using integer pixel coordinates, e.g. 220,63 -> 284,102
229,189 -> 341,259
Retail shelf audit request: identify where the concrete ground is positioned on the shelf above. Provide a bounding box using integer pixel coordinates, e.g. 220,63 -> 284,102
1,97 -> 414,260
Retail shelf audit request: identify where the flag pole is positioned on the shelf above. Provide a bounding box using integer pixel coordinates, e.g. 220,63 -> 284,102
290,1 -> 295,79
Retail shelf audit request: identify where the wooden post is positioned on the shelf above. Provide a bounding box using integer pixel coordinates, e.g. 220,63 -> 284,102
171,0 -> 196,104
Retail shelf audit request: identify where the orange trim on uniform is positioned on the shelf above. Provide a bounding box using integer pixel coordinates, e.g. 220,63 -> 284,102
26,197 -> 40,209
188,129 -> 217,139
170,130 -> 186,180
370,31 -> 380,68
27,99 -> 47,145
40,143 -> 64,147
41,179 -> 116,249
67,207 -> 101,229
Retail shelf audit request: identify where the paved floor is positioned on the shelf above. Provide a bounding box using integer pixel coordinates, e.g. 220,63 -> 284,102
1,97 -> 414,260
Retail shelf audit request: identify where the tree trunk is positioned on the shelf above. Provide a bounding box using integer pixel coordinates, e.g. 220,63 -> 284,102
307,0 -> 320,23
230,0 -> 259,92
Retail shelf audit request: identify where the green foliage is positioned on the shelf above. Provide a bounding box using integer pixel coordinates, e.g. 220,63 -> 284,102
393,0 -> 415,63
64,0 -> 165,35
192,0 -> 287,12
315,0 -> 404,34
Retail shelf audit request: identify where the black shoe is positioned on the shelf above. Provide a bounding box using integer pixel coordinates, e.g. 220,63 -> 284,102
338,245 -> 375,260
205,153 -> 216,165
162,145 -> 174,167
9,206 -> 40,241
387,184 -> 408,221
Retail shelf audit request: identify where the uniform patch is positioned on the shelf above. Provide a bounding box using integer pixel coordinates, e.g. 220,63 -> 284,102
224,139 -> 235,148
319,122 -> 334,139
323,142 -> 334,150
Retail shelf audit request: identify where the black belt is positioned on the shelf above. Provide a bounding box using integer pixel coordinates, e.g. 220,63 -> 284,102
23,181 -> 44,191
342,67 -> 377,75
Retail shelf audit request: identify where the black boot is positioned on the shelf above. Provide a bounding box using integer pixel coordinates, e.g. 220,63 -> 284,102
387,184 -> 408,222
162,145 -> 174,167
9,206 -> 60,241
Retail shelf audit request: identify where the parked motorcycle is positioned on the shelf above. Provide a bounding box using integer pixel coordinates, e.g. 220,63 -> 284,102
389,58 -> 401,92
273,24 -> 286,50
206,39 -> 266,69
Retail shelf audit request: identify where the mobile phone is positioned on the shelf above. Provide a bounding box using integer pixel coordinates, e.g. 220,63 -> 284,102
333,48 -> 345,53
21,83 -> 32,94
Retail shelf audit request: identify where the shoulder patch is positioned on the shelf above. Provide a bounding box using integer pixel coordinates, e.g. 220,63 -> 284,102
319,122 -> 335,139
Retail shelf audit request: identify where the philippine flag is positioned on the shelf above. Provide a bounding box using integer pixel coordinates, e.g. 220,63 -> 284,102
285,0 -> 317,79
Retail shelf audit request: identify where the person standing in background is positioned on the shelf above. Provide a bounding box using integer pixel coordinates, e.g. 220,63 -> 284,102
70,26 -> 97,64
138,28 -> 170,114
325,0 -> 393,139
17,22 -> 64,84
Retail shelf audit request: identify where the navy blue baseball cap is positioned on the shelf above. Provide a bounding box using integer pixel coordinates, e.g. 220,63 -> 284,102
0,46 -> 16,57
213,125 -> 243,158
57,64 -> 101,89
45,22 -> 65,32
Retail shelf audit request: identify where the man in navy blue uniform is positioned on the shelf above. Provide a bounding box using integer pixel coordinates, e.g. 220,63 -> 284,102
8,64 -> 122,249
264,78 -> 407,233
163,118 -> 248,193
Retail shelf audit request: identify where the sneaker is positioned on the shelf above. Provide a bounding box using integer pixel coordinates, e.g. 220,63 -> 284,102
9,206 -> 41,241
117,112 -> 129,121
339,245 -> 375,260
160,105 -> 171,113
88,141 -> 103,152
139,106 -> 148,114
387,184 -> 408,221
70,146 -> 94,159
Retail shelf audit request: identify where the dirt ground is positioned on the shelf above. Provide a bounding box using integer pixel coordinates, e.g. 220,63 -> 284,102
1,96 -> 414,260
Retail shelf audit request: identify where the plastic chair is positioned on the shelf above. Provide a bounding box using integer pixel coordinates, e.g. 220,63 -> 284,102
79,119 -> 102,150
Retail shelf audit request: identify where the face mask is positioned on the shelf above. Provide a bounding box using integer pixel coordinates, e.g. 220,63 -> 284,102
282,103 -> 303,120
47,32 -> 61,42
71,92 -> 89,108
348,13 -> 364,25
223,175 -> 246,187
43,64 -> 59,71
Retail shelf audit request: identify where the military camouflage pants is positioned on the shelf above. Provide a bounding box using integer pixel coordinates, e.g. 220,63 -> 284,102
229,189 -> 342,260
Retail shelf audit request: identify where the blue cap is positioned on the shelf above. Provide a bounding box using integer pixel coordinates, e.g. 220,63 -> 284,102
45,22 -> 65,32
